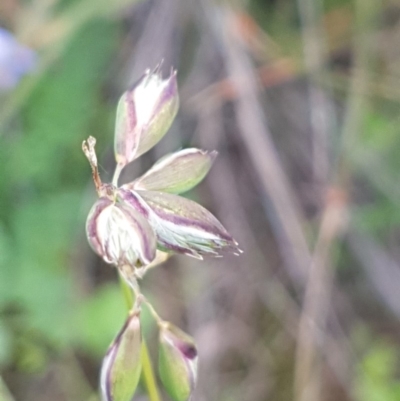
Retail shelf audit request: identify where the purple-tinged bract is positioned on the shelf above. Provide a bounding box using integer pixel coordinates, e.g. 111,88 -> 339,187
158,322 -> 198,401
100,311 -> 142,401
86,195 -> 157,268
126,148 -> 217,194
121,189 -> 241,259
114,68 -> 179,167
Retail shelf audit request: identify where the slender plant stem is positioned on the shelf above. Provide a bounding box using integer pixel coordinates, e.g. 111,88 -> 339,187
112,163 -> 124,187
119,275 -> 162,401
140,342 -> 161,401
120,274 -> 134,308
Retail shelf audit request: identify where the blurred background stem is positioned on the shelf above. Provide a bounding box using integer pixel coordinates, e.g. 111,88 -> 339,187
294,0 -> 378,400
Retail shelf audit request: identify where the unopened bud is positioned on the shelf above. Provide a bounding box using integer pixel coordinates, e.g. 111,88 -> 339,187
86,193 -> 157,268
122,189 -> 241,259
114,66 -> 179,166
100,310 -> 142,401
127,148 -> 217,194
158,322 -> 198,401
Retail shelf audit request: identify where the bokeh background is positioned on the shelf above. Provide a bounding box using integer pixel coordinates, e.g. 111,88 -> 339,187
1,0 -> 400,400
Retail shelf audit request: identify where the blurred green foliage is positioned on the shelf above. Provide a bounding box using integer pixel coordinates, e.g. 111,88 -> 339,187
1,0 -> 400,400
0,9 -> 127,380
356,341 -> 400,401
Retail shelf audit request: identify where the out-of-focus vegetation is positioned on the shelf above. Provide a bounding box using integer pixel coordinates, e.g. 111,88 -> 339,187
1,0 -> 400,400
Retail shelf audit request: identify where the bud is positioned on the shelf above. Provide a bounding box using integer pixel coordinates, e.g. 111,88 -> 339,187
86,194 -> 157,268
120,189 -> 241,259
126,148 -> 217,194
100,311 -> 142,401
114,67 -> 179,166
158,322 -> 198,401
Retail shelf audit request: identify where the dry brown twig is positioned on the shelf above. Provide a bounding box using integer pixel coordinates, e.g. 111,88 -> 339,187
195,3 -> 356,399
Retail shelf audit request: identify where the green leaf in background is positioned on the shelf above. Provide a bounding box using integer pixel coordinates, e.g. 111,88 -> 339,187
58,0 -> 142,23
14,333 -> 48,373
361,111 -> 398,150
74,283 -> 127,357
354,199 -> 400,236
353,110 -> 400,184
0,192 -> 80,348
7,193 -> 76,344
0,18 -> 119,351
355,342 -> 400,401
0,322 -> 13,368
0,224 -> 12,305
8,19 -> 118,191
13,191 -> 81,270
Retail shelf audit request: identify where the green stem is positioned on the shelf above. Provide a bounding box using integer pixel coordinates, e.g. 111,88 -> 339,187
120,274 -> 134,309
112,163 -> 124,187
119,275 -> 162,401
141,342 -> 161,401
